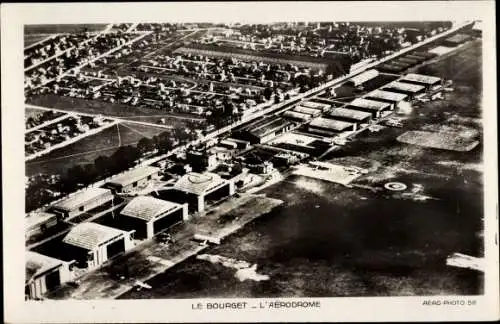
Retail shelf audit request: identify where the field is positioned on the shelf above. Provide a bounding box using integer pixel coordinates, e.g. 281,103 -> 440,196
27,94 -> 204,124
397,130 -> 479,152
24,34 -> 53,47
26,122 -> 167,177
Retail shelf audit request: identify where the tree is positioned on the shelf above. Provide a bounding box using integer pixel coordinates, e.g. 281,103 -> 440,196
137,137 -> 154,155
94,155 -> 113,177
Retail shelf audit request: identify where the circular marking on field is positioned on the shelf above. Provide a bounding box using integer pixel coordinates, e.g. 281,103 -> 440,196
384,182 -> 407,191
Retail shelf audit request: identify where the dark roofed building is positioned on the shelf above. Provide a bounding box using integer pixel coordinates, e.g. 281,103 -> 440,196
326,107 -> 372,125
237,116 -> 294,144
308,117 -> 355,134
383,81 -> 426,98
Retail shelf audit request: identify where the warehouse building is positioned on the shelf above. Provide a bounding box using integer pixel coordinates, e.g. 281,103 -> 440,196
443,33 -> 471,46
308,117 -> 355,135
326,107 -> 372,126
404,54 -> 427,63
62,222 -> 135,269
383,81 -> 426,98
236,116 -> 294,144
365,90 -> 408,108
120,196 -> 188,239
26,212 -> 59,239
25,251 -> 73,300
106,166 -> 160,193
347,98 -> 393,118
51,187 -> 114,219
346,69 -> 379,87
377,63 -> 407,74
171,172 -> 235,213
283,110 -> 313,122
400,73 -> 442,89
299,100 -> 331,112
292,105 -> 323,117
396,57 -> 420,66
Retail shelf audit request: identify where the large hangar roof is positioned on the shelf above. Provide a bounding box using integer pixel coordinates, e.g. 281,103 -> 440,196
174,172 -> 227,195
63,222 -> 125,251
121,196 -> 181,222
401,73 -> 441,85
26,251 -> 63,283
108,166 -> 160,187
53,188 -> 112,212
309,117 -> 354,132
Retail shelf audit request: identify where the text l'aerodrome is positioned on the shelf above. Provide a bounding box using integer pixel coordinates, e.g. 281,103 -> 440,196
192,300 -> 321,310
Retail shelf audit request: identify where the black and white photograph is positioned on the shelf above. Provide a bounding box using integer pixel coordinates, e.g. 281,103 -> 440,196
2,1 -> 499,322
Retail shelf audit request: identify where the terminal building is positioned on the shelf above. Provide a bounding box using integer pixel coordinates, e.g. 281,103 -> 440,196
106,166 -> 160,193
25,251 -> 73,300
120,196 -> 188,239
235,116 -> 294,144
326,107 -> 372,125
365,90 -> 408,108
345,69 -> 379,87
308,117 -> 355,136
400,73 -> 442,89
171,172 -> 235,213
347,98 -> 393,118
383,81 -> 426,98
51,187 -> 114,219
62,222 -> 135,269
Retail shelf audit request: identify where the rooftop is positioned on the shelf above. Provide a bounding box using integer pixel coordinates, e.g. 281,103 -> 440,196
300,100 -> 330,111
366,89 -> 408,102
384,81 -> 426,93
53,187 -> 112,212
26,212 -> 57,230
283,110 -> 313,121
63,222 -> 126,251
250,118 -> 292,138
349,98 -> 392,111
107,166 -> 160,187
26,251 -> 64,283
293,105 -> 323,116
309,117 -> 354,132
445,33 -> 471,44
174,172 -> 227,195
327,107 -> 372,121
348,69 -> 379,85
401,73 -> 441,85
121,196 -> 182,222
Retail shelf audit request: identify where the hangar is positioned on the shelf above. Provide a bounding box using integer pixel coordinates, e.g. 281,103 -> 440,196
51,187 -> 114,220
383,81 -> 426,98
106,166 -> 160,193
292,105 -> 323,117
400,73 -> 442,89
236,116 -> 294,144
62,222 -> 135,269
120,196 -> 188,239
172,172 -> 235,213
326,107 -> 372,125
26,212 -> 59,239
365,90 -> 408,108
25,251 -> 73,300
283,110 -> 313,122
299,100 -> 330,111
308,117 -> 355,135
347,98 -> 393,118
346,69 -> 379,87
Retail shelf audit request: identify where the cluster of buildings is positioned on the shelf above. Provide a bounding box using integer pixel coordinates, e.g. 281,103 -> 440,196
25,31 -> 136,90
25,115 -> 110,157
25,161 -> 240,299
378,51 -> 437,74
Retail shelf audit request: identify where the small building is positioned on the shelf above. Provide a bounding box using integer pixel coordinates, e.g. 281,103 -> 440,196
120,196 -> 188,239
346,69 -> 379,87
186,149 -> 218,172
400,73 -> 442,89
383,81 -> 426,98
365,90 -> 408,108
292,105 -> 323,117
172,172 -> 235,213
51,187 -> 114,219
377,63 -> 407,74
25,251 -> 73,300
106,166 -> 160,193
299,100 -> 331,112
26,212 -> 59,239
62,222 -> 135,269
283,110 -> 313,122
326,107 -> 372,125
404,54 -> 427,63
347,98 -> 393,118
308,117 -> 356,134
396,57 -> 419,66
224,138 -> 251,150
